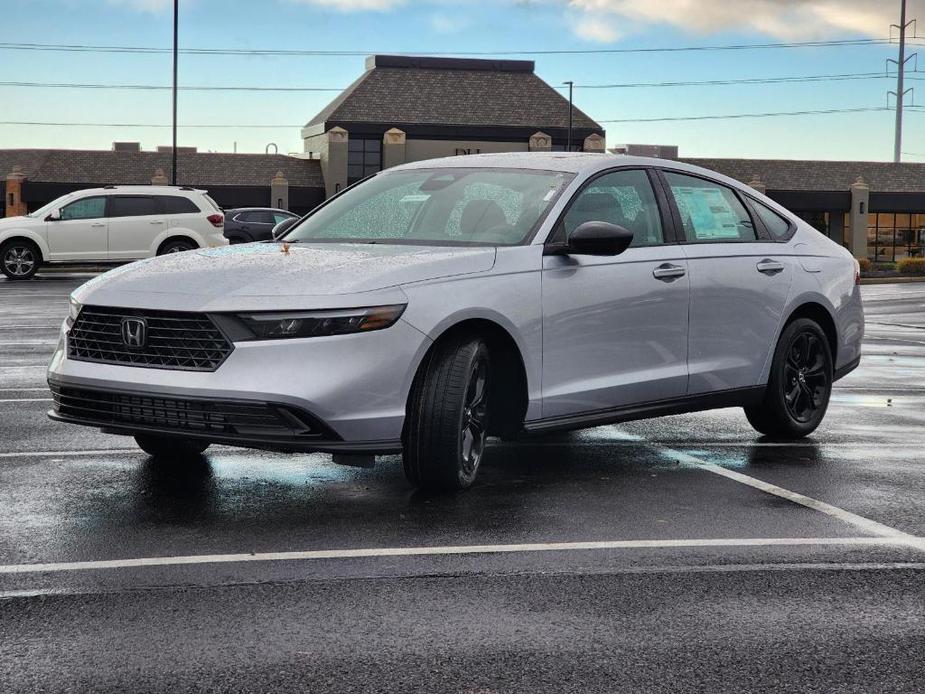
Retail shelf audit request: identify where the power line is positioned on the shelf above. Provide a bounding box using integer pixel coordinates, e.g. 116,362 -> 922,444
1,72 -> 917,93
4,106 -> 919,129
0,38 -> 902,57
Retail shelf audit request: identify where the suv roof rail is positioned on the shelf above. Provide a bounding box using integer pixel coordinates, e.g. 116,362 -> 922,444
103,185 -> 117,189
179,186 -> 196,191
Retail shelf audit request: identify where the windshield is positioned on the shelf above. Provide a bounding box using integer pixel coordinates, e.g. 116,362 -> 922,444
27,193 -> 76,219
284,167 -> 574,246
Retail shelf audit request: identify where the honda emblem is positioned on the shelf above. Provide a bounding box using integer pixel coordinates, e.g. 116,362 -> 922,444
121,317 -> 147,348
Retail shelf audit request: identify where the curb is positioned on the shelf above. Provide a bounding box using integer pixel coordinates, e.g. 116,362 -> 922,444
861,276 -> 925,285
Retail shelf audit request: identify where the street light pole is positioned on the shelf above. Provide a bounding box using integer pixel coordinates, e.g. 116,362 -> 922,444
171,0 -> 179,185
564,81 -> 574,152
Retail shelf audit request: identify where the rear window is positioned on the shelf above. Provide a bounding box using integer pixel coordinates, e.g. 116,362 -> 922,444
157,195 -> 201,214
202,194 -> 222,211
752,200 -> 793,239
110,196 -> 158,218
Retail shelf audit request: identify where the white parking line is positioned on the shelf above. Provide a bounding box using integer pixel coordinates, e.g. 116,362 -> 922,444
0,449 -> 139,459
0,536 -> 916,575
0,398 -> 52,403
660,448 -> 921,544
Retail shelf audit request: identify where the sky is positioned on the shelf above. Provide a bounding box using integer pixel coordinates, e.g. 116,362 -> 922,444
2,0 -> 924,161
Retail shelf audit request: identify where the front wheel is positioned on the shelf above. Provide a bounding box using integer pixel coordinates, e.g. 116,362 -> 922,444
134,433 -> 210,458
1,240 -> 41,280
745,318 -> 833,438
403,335 -> 491,492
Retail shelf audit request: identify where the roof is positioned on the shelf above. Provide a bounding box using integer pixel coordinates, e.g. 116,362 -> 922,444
306,55 -> 602,134
682,157 -> 925,193
0,149 -> 323,188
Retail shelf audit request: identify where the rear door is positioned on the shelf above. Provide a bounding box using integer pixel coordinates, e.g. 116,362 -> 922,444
45,196 -> 109,261
107,195 -> 164,259
238,210 -> 277,241
658,170 -> 794,394
541,168 -> 690,418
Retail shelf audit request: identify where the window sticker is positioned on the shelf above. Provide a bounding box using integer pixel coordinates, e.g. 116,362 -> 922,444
673,186 -> 742,240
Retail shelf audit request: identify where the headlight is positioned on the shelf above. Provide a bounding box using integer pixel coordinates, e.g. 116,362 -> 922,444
235,304 -> 406,340
66,295 -> 82,327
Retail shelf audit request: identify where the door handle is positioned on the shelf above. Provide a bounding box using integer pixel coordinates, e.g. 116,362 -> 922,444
756,259 -> 785,275
653,263 -> 686,281
91,223 -> 106,228
150,220 -> 165,225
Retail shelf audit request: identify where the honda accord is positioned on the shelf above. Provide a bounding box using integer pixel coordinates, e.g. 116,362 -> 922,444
48,153 -> 864,491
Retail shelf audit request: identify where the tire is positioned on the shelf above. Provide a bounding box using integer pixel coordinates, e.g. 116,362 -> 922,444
134,433 -> 210,457
1,239 -> 41,280
744,318 -> 833,438
157,238 -> 197,255
403,335 -> 491,492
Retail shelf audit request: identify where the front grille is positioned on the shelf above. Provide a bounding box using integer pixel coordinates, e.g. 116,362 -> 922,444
68,306 -> 233,371
50,384 -> 324,439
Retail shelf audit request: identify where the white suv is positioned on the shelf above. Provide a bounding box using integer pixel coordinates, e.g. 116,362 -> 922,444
0,185 -> 228,280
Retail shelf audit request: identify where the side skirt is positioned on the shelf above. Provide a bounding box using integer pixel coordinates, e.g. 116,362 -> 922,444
522,386 -> 766,436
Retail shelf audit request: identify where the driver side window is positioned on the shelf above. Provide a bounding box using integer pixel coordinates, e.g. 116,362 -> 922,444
558,169 -> 664,247
60,197 -> 106,221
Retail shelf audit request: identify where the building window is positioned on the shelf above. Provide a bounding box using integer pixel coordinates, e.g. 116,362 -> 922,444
348,139 -> 382,185
867,212 -> 925,263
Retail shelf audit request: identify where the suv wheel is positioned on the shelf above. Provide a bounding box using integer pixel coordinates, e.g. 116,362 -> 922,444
134,434 -> 210,457
403,335 -> 491,492
744,318 -> 833,438
158,238 -> 197,255
1,240 -> 41,280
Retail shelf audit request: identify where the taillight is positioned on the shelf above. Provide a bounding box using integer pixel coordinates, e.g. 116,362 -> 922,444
207,213 -> 224,228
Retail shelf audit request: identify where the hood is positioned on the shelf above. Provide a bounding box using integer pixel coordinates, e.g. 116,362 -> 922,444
75,242 -> 497,311
0,215 -> 33,227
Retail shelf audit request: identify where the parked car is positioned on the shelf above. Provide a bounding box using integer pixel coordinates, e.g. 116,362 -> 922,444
223,208 -> 298,244
0,186 -> 227,280
48,153 -> 864,492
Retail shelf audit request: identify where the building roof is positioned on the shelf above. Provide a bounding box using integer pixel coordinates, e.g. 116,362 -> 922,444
0,149 -> 323,188
305,55 -> 603,135
682,157 -> 925,193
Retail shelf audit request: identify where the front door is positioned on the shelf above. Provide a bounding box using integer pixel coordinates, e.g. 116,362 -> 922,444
541,168 -> 689,419
107,195 -> 165,259
45,196 -> 109,261
659,170 -> 794,394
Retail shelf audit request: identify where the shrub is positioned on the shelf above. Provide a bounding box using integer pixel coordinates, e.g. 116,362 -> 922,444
898,257 -> 925,275
857,257 -> 871,273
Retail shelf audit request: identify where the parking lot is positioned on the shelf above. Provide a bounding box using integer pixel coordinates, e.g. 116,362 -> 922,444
1,273 -> 923,692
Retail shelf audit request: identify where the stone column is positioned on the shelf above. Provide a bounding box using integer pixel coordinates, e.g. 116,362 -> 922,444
849,176 -> 870,259
270,171 -> 289,210
529,131 -> 552,152
151,168 -> 169,185
746,175 -> 766,195
583,134 -> 605,153
5,166 -> 27,217
382,128 -> 407,170
322,126 -> 349,198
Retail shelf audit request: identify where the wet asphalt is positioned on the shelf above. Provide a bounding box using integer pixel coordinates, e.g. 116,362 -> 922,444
0,274 -> 923,693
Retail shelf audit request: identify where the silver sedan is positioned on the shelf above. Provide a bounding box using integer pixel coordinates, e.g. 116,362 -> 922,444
48,153 -> 864,491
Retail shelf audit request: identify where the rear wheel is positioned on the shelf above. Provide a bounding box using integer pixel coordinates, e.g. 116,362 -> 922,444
403,335 -> 491,492
745,318 -> 833,438
134,433 -> 210,458
1,239 -> 41,280
157,238 -> 197,255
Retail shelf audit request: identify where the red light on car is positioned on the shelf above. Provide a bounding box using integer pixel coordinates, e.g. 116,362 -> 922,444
207,213 -> 224,228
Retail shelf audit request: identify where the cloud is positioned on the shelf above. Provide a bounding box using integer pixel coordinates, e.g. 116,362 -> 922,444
566,0 -> 923,41
430,12 -> 471,33
286,0 -> 405,11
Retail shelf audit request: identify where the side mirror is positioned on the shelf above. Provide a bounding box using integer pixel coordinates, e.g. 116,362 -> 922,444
271,217 -> 298,240
567,221 -> 634,256
45,210 -> 61,222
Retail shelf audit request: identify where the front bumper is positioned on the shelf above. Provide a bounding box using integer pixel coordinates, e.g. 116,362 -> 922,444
47,317 -> 430,453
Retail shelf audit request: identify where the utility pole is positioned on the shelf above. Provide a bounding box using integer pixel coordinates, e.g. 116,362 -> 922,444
889,0 -> 915,163
564,81 -> 574,152
171,0 -> 179,184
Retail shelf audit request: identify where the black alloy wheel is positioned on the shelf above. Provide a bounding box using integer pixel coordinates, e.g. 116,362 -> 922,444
744,318 -> 833,438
